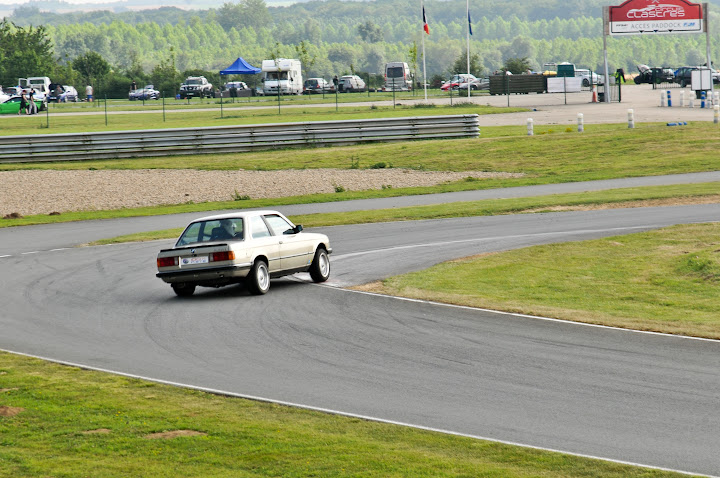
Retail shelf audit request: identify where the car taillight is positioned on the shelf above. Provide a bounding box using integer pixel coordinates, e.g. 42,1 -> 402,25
211,251 -> 235,262
157,256 -> 177,267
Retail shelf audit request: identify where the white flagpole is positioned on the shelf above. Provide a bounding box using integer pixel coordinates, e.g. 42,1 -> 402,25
422,0 -> 427,101
466,0 -> 471,99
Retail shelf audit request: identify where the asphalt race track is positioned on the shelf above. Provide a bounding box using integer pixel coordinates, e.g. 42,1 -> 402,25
2,198 -> 720,475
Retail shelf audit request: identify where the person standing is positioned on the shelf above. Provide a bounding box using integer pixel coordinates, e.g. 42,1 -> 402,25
18,92 -> 27,115
27,89 -> 37,115
86,84 -> 93,102
131,79 -> 137,91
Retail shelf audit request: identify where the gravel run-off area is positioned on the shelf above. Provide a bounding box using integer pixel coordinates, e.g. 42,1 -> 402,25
1,169 -> 523,217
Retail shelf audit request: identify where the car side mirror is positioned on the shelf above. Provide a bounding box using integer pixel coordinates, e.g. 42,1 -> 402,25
293,225 -> 303,234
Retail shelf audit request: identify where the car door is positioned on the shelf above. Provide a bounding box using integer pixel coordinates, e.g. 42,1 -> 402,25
248,215 -> 282,273
263,213 -> 312,270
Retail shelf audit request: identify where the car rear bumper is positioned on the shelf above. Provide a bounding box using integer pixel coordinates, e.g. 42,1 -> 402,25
156,263 -> 252,284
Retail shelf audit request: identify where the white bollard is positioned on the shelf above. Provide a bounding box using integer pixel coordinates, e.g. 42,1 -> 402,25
661,91 -> 667,107
689,95 -> 695,108
714,91 -> 719,106
679,90 -> 685,107
577,113 -> 584,133
627,109 -> 635,129
715,105 -> 719,124
527,118 -> 534,136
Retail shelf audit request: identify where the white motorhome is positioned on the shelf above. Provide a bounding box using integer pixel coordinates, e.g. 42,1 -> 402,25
19,76 -> 51,100
261,59 -> 303,95
383,62 -> 412,91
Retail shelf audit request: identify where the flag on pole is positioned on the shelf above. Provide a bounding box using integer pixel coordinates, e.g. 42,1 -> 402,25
468,11 -> 473,35
423,7 -> 429,34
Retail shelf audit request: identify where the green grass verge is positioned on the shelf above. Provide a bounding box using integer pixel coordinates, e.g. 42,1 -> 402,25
87,182 -> 720,245
367,223 -> 720,340
0,102 -> 517,136
0,352 -> 695,477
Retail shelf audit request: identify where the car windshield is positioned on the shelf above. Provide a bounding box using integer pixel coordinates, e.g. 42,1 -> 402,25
186,79 -> 203,85
266,72 -> 289,81
176,218 -> 244,246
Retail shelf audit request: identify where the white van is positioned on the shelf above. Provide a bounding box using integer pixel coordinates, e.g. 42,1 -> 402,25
384,62 -> 412,91
261,59 -> 303,95
19,76 -> 51,100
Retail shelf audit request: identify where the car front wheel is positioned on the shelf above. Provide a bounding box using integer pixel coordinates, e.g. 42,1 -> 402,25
309,248 -> 330,282
246,259 -> 270,295
172,283 -> 196,297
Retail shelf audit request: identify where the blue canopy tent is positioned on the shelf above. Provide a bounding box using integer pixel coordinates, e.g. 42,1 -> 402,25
220,57 -> 261,75
219,57 -> 261,98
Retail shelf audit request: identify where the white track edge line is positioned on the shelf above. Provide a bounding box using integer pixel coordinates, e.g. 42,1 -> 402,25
334,287 -> 720,343
0,346 -> 714,478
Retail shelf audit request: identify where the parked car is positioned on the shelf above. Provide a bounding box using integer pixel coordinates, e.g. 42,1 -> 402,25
441,74 -> 477,91
634,65 -> 675,84
224,81 -> 248,90
179,76 -> 213,99
575,69 -> 604,87
303,78 -> 333,94
457,77 -> 490,90
673,66 -> 699,87
337,75 -> 366,92
0,95 -> 45,114
59,85 -> 79,102
156,210 -> 332,296
129,85 -> 160,101
48,84 -> 79,102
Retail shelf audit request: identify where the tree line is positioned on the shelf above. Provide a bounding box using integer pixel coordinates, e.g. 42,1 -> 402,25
3,0 -> 720,98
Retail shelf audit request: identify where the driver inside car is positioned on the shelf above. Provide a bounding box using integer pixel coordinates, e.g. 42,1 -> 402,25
211,219 -> 239,240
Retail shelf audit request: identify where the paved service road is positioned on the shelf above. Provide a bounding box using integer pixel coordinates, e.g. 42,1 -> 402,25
2,204 -> 720,476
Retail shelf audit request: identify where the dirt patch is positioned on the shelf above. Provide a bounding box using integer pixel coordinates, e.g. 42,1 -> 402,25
82,428 -> 111,434
0,388 -> 18,393
0,406 -> 24,417
144,430 -> 207,439
0,169 -> 523,216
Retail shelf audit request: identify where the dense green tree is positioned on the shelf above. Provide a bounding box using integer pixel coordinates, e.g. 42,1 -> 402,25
357,21 -> 383,43
151,49 -> 181,95
72,50 -> 110,88
451,50 -> 484,77
504,57 -> 532,74
294,41 -> 317,78
0,19 -> 55,87
217,0 -> 272,32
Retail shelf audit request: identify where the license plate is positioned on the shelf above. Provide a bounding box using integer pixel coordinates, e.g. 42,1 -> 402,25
181,256 -> 208,265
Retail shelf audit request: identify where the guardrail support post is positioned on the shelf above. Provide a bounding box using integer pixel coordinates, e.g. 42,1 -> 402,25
527,118 -> 533,136
577,113 -> 584,133
627,108 -> 634,129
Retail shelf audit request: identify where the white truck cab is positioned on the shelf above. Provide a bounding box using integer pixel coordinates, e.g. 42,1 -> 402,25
261,59 -> 303,95
19,77 -> 51,100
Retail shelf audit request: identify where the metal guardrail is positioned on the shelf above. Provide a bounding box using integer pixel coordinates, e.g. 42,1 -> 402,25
0,115 -> 480,163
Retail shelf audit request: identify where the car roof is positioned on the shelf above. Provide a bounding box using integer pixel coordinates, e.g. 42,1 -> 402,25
190,210 -> 284,223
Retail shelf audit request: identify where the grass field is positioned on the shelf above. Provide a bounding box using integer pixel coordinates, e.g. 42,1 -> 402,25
0,352 -> 696,478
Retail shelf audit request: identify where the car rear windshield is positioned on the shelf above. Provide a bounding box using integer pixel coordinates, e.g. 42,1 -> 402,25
176,219 -> 244,246
387,67 -> 404,78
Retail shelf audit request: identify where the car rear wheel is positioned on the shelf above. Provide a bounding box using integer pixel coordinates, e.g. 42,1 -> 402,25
172,283 -> 196,297
309,248 -> 330,283
582,79 -> 590,87
246,259 -> 270,295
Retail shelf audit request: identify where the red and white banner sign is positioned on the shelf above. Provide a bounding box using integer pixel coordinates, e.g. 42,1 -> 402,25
609,0 -> 703,35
